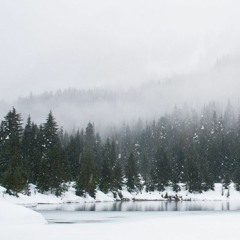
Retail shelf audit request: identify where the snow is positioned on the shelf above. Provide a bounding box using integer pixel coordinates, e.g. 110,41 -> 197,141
1,208 -> 240,240
0,198 -> 46,225
119,183 -> 240,201
95,190 -> 115,202
1,182 -> 240,240
1,183 -> 240,205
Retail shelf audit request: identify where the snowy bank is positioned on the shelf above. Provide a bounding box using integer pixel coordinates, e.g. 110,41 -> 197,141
1,183 -> 240,206
1,211 -> 240,240
1,184 -> 240,240
0,198 -> 46,225
120,183 -> 240,202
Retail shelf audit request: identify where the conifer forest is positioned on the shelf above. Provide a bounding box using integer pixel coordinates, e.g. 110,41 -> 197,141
1,101 -> 240,198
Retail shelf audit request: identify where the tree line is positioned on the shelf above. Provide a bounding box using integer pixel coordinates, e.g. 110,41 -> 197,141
1,101 -> 240,197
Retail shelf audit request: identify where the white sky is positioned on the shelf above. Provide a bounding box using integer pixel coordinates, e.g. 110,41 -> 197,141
0,0 -> 240,101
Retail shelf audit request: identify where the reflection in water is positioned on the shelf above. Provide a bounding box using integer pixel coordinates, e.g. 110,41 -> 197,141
34,201 -> 240,224
34,200 -> 240,212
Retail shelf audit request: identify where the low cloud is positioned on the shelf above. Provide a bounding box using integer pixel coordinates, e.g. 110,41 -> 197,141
0,0 -> 240,101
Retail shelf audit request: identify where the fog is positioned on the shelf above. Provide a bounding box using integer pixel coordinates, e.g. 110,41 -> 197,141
0,0 -> 240,130
0,56 -> 238,132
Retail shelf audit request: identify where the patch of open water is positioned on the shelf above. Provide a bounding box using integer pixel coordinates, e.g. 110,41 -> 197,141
34,201 -> 240,224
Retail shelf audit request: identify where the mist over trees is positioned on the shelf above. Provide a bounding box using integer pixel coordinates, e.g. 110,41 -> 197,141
1,100 -> 240,197
1,54 -> 240,133
1,58 -> 240,196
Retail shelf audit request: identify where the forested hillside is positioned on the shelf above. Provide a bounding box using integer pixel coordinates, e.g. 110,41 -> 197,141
1,101 -> 240,198
1,55 -> 240,132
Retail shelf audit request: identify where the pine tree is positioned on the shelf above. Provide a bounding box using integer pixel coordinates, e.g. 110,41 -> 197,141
66,130 -> 84,181
75,123 -> 99,198
145,168 -> 157,192
0,121 -> 7,179
37,111 -> 69,195
83,122 -> 102,180
37,153 -> 51,193
99,139 -> 113,193
233,165 -> 240,191
186,145 -> 202,193
112,158 -> 124,192
76,152 -> 97,198
22,116 -> 41,184
153,146 -> 172,191
0,108 -> 26,196
207,111 -> 223,182
125,152 -> 141,192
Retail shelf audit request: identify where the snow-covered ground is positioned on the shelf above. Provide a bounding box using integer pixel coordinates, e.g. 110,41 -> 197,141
0,183 -> 240,205
0,200 -> 240,240
1,183 -> 240,240
0,198 -> 46,225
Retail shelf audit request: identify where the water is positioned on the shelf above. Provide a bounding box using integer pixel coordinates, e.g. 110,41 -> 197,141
34,200 -> 240,212
34,201 -> 240,224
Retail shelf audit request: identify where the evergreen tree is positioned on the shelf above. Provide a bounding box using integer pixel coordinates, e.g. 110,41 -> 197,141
22,116 -> 41,184
112,158 -> 124,192
125,152 -> 141,192
75,123 -> 99,198
145,168 -> 156,192
37,153 -> 51,193
0,108 -> 26,196
66,130 -> 84,181
83,122 -> 102,180
186,145 -> 202,193
76,152 -> 97,198
99,138 -> 114,193
233,165 -> 240,191
37,111 -> 69,195
152,146 -> 172,191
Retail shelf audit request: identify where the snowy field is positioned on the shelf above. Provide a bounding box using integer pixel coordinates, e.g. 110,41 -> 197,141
1,198 -> 240,240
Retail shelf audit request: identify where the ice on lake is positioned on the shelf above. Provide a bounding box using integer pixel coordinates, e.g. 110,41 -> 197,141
2,200 -> 240,240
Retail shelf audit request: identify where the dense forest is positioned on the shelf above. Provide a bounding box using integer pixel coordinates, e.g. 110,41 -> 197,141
1,101 -> 240,198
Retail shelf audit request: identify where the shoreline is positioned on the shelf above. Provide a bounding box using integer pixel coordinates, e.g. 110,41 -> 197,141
1,182 -> 240,206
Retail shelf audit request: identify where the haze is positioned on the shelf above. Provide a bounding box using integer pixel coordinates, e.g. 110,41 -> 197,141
1,0 -> 240,101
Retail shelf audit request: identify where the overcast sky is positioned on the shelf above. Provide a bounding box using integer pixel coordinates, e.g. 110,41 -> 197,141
1,0 -> 240,101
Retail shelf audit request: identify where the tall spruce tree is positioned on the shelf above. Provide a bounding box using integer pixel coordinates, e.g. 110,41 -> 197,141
186,145 -> 202,193
99,138 -> 113,193
152,146 -> 172,191
76,152 -> 97,198
66,130 -> 84,181
125,152 -> 141,192
22,116 -> 41,185
112,158 -> 124,193
75,123 -> 98,197
37,111 -> 69,195
0,108 -> 26,196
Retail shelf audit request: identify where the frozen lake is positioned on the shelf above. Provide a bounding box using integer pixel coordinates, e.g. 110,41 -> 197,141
34,201 -> 240,224
2,200 -> 240,240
